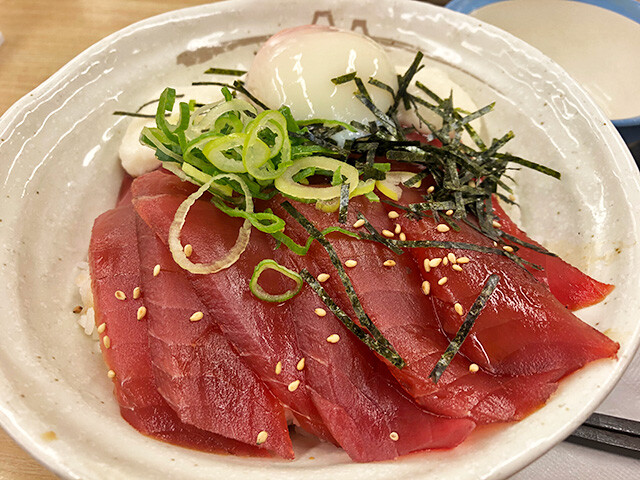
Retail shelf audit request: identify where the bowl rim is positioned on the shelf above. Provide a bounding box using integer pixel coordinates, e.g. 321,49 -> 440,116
0,0 -> 639,478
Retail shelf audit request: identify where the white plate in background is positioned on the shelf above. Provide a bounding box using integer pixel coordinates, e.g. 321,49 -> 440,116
0,0 -> 639,478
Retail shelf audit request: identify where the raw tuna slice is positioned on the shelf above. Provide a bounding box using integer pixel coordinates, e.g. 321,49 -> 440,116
132,170 -> 335,445
276,278 -> 475,461
136,216 -> 293,458
491,198 -> 614,310
388,187 -> 619,377
270,197 -> 559,424
89,201 -> 267,457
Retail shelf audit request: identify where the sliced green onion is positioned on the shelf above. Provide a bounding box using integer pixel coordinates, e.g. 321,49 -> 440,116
275,157 -> 359,201
214,113 -> 244,135
168,173 -> 252,274
250,259 -> 303,302
214,200 -> 285,234
189,98 -> 257,139
202,133 -> 248,173
272,226 -> 359,256
140,126 -> 183,163
180,163 -> 233,197
243,110 -> 292,180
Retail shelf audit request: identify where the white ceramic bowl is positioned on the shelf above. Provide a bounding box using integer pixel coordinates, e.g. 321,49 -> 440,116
1,0 -> 639,479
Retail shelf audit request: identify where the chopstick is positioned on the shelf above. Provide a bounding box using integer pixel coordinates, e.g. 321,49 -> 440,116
566,412 -> 640,459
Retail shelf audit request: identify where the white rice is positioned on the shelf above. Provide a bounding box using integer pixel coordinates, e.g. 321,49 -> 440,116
74,261 -> 98,339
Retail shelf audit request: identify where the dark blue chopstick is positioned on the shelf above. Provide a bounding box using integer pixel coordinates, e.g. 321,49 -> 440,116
567,413 -> 640,459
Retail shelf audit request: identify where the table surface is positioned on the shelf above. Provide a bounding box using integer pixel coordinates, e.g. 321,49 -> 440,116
0,1 -> 218,478
0,1 -> 635,479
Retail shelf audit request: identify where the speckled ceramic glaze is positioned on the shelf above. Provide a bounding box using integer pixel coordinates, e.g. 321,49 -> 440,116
0,0 -> 639,479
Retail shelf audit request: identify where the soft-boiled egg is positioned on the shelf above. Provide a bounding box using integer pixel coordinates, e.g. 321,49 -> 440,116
245,25 -> 398,124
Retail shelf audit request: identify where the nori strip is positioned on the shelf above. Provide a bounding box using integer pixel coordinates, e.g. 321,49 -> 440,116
331,71 -> 358,85
429,273 -> 500,383
357,213 -> 404,255
338,182 -> 350,224
204,67 -> 247,76
499,232 -> 558,257
300,270 -> 404,367
281,201 -> 405,367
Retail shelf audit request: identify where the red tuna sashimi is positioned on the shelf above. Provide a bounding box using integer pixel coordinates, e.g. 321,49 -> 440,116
270,197 -> 559,424
136,215 -> 293,457
491,198 -> 614,310
132,170 -> 335,445
389,187 -> 619,377
276,277 -> 475,461
89,201 -> 267,457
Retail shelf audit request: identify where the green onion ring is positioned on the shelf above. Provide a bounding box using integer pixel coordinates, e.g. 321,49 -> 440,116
250,259 -> 303,302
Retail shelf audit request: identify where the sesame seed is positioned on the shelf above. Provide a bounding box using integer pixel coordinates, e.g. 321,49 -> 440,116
256,430 -> 268,445
454,303 -> 464,316
383,259 -> 396,267
452,264 -> 463,272
153,264 -> 161,277
492,220 -> 502,229
133,286 -> 141,299
103,336 -> 111,349
428,258 -> 442,268
314,308 -> 327,317
423,259 -> 431,272
184,244 -> 193,257
382,229 -> 394,238
288,380 -> 301,392
447,253 -> 457,264
503,245 -> 514,253
436,224 -> 450,233
107,370 -> 116,379
457,256 -> 470,264
442,256 -> 449,266
421,281 -> 430,295
317,273 -> 330,283
345,260 -> 358,268
137,306 -> 147,321
445,209 -> 454,216
115,290 -> 126,301
97,323 -> 106,334
394,224 -> 402,234
73,305 -> 83,314
493,241 -> 498,247
296,358 -> 306,371
353,219 -> 365,228
190,311 -> 204,322
275,361 -> 282,375
438,277 -> 448,286
388,211 -> 400,219
469,363 -> 479,373
469,180 -> 476,188
427,186 -> 435,194
399,232 -> 407,241
326,334 -> 340,343
389,431 -> 399,441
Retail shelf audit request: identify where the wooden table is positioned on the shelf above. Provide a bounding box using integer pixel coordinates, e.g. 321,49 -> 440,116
0,1 -> 448,478
0,2 -> 220,476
